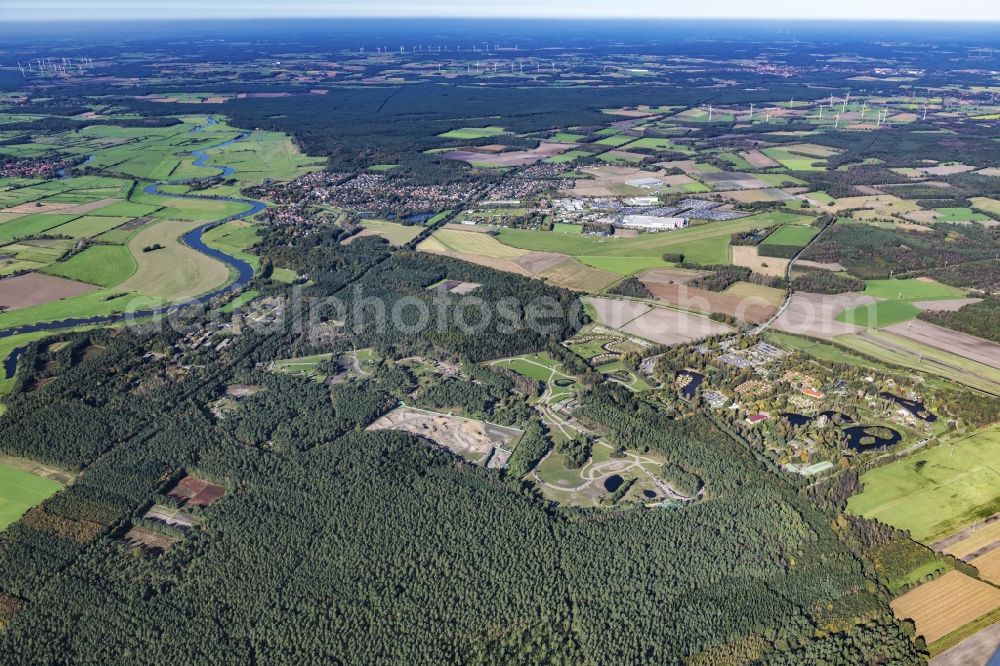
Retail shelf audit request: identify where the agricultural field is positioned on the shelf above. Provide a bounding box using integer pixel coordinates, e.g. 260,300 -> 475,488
835,329 -> 1000,396
437,126 -> 507,139
847,424 -> 1000,543
42,245 -> 137,287
890,571 -> 1000,646
120,219 -> 231,300
759,224 -> 818,248
347,220 -> 423,246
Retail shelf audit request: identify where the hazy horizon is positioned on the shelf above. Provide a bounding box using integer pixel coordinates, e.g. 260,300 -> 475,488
4,0 -> 1000,23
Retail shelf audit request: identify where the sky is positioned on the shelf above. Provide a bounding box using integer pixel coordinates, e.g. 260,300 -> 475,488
3,0 -> 999,22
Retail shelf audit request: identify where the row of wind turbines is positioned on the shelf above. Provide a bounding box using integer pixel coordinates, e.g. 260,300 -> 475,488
705,92 -> 933,129
16,56 -> 94,78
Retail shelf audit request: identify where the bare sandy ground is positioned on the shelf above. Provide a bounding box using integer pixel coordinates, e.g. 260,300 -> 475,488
638,267 -> 711,285
741,150 -> 780,168
620,306 -> 733,344
912,298 -> 982,312
585,296 -> 652,329
794,259 -> 846,272
772,292 -> 879,339
642,282 -> 777,324
731,245 -> 789,278
930,621 -> 1000,666
444,141 -> 572,168
884,320 -> 1000,370
0,272 -> 97,311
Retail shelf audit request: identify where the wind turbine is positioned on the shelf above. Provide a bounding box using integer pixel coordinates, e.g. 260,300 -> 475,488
861,101 -> 868,119
923,104 -> 929,121
708,104 -> 713,122
17,61 -> 25,78
765,108 -> 771,123
842,91 -> 850,113
748,102 -> 754,121
835,113 -> 841,129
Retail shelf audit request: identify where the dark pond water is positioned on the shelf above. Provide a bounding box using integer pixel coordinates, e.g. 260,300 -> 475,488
604,475 -> 624,493
881,392 -> 937,422
676,370 -> 704,399
781,412 -> 812,427
404,212 -> 435,223
2,345 -> 27,380
553,378 -> 574,387
642,489 -> 657,499
843,425 -> 903,451
782,411 -> 853,427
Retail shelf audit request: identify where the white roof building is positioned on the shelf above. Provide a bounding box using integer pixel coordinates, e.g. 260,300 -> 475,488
617,215 -> 688,232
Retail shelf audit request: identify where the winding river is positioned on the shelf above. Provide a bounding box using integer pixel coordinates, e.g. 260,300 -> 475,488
1,122 -> 263,378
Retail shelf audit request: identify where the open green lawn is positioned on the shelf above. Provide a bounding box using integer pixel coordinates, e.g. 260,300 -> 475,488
497,213 -> 809,259
622,137 -> 691,153
837,300 -> 920,328
52,216 -> 132,239
356,220 -> 422,246
0,463 -> 63,531
42,245 -> 137,287
760,224 -> 819,247
545,150 -> 593,164
930,207 -> 991,222
847,424 -> 1000,543
552,223 -> 582,234
760,148 -> 827,171
437,126 -> 506,140
0,214 -> 80,245
201,220 -> 261,267
548,133 -> 586,143
594,135 -> 635,147
863,278 -> 966,301
577,255 -> 672,275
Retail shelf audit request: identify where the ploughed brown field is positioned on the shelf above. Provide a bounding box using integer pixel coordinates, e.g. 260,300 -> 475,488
641,281 -> 777,324
0,273 -> 97,311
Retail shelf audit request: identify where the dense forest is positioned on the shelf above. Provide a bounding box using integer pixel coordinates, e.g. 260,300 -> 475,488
0,227 -> 923,662
802,222 -> 1000,280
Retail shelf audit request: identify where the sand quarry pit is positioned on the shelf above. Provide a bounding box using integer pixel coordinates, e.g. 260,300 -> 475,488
368,406 -> 523,466
0,272 -> 97,311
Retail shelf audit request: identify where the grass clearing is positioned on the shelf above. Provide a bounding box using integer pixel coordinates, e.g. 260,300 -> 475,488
42,245 -> 137,287
0,463 -> 63,531
119,219 -> 231,300
863,278 -> 966,301
354,220 -> 422,246
760,224 -> 819,247
837,300 -> 920,328
430,229 -> 529,259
